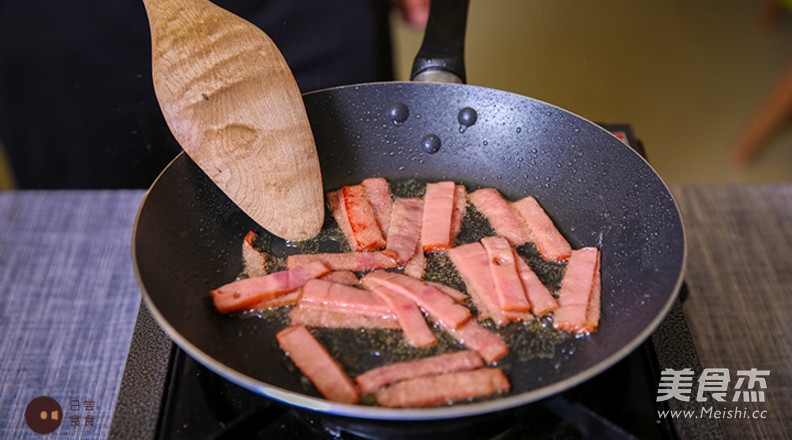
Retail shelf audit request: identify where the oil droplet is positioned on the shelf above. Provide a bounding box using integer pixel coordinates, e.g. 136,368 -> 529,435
483,140 -> 489,146
458,107 -> 478,127
388,102 -> 409,124
516,126 -> 522,133
421,134 -> 441,154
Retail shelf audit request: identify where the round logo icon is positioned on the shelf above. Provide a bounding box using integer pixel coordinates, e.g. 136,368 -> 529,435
24,396 -> 63,434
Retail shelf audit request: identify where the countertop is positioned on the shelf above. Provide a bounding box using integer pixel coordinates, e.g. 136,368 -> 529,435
0,185 -> 789,439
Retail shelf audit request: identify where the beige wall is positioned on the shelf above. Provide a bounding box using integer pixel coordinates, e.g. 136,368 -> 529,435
391,1 -> 792,184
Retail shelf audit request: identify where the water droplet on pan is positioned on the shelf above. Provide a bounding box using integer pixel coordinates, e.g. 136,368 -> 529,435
421,134 -> 441,154
388,102 -> 409,124
457,107 -> 478,127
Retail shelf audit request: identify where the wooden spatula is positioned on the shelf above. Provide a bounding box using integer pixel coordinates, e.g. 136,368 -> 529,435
142,0 -> 324,241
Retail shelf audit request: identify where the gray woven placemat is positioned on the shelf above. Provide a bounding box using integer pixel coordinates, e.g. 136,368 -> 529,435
0,190 -> 144,439
1,185 -> 789,440
672,184 -> 792,440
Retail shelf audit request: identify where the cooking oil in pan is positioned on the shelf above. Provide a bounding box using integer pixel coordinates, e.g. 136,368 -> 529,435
240,178 -> 575,402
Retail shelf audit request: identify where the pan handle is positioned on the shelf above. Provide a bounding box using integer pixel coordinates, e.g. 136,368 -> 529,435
410,0 -> 469,84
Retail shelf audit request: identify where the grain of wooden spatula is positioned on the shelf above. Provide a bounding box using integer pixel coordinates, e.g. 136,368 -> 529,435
142,0 -> 324,241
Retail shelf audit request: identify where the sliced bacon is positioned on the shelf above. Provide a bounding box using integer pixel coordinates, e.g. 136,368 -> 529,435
553,247 -> 600,333
481,236 -> 532,312
512,196 -> 572,262
320,270 -> 359,286
210,262 -> 329,314
242,231 -> 268,278
402,247 -> 426,279
251,271 -> 358,310
355,351 -> 483,395
343,185 -> 386,251
447,242 -> 510,325
585,259 -> 601,332
362,271 -> 471,330
289,306 -> 400,329
251,289 -> 301,310
299,279 -> 392,316
376,368 -> 510,408
328,189 -> 358,250
515,257 -> 559,316
367,281 -> 436,347
384,198 -> 424,264
425,281 -> 469,303
362,177 -> 393,238
286,252 -> 397,272
276,326 -> 360,404
420,181 -> 456,252
449,320 -> 509,364
449,184 -> 467,246
467,188 -> 532,246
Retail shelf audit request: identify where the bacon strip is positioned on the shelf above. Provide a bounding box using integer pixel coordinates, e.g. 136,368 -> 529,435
425,281 -> 469,303
250,272 -> 361,310
467,188 -> 532,246
362,177 -> 393,238
376,368 -> 510,408
252,289 -> 301,310
242,231 -> 268,278
384,198 -> 424,264
449,185 -> 467,246
362,271 -> 471,330
515,257 -> 559,316
448,243 -> 510,325
367,281 -> 436,347
553,247 -> 600,333
299,279 -> 392,316
403,247 -> 426,279
420,181 -> 456,252
449,320 -> 509,364
286,252 -> 397,272
512,196 -> 572,262
289,306 -> 400,329
276,326 -> 360,404
210,262 -> 329,314
328,189 -> 358,250
481,236 -> 532,312
355,351 -> 483,395
585,260 -> 601,332
320,270 -> 359,286
343,185 -> 386,251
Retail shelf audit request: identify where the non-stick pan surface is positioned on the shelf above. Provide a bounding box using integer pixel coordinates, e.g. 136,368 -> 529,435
133,80 -> 685,420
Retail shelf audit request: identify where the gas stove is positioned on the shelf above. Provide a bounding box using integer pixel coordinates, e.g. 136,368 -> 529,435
109,125 -> 725,440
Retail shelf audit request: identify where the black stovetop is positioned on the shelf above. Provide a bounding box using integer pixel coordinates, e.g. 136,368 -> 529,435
158,330 -> 672,439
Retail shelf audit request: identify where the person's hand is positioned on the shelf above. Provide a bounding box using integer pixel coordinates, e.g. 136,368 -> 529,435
393,0 -> 430,26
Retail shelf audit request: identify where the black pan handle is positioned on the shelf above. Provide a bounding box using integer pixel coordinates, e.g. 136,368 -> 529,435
410,0 -> 469,84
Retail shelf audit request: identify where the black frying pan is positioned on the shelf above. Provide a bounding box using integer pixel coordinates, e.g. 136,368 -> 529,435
132,0 -> 685,420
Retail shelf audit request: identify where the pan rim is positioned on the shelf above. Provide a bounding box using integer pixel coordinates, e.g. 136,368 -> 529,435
132,81 -> 687,420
